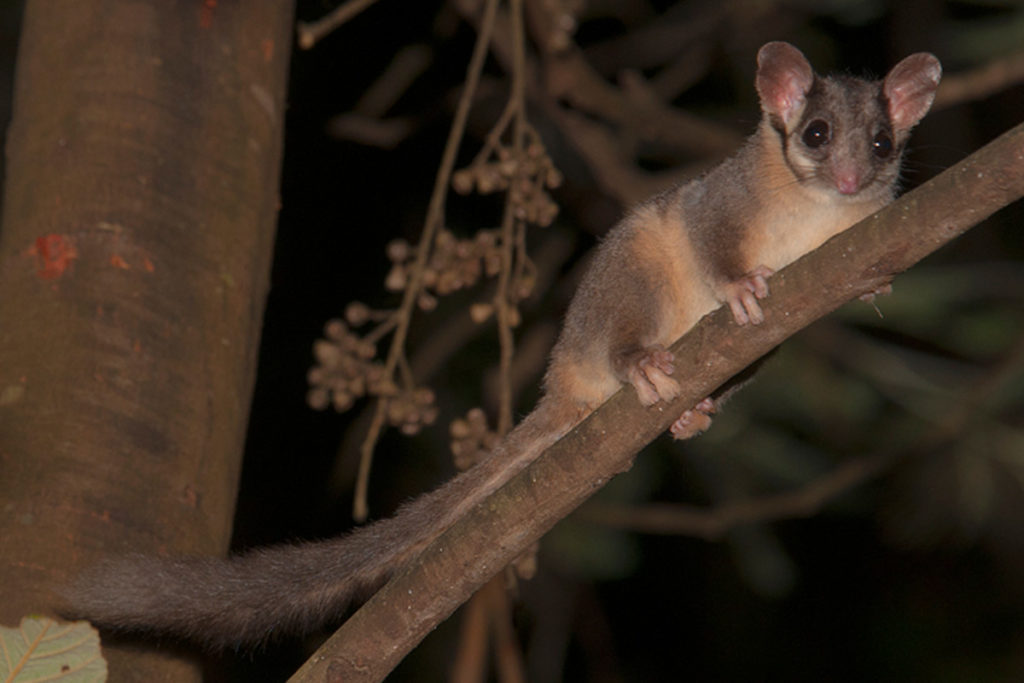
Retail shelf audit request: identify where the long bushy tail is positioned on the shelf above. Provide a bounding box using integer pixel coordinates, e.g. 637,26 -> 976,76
64,398 -> 578,650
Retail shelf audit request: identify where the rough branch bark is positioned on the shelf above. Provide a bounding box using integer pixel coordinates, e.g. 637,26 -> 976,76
291,120 -> 1024,682
0,3 -> 293,681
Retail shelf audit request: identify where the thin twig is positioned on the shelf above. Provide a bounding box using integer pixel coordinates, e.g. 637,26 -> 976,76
489,576 -> 527,683
470,100 -> 517,169
450,583 -> 490,683
453,3 -> 530,674
494,0 -> 528,436
351,0 -> 502,521
363,314 -> 398,345
934,50 -> 1024,111
352,44 -> 432,117
581,452 -> 898,540
296,0 -> 382,50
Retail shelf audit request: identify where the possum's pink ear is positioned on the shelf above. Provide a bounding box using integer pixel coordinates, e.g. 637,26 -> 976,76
884,52 -> 942,132
755,41 -> 814,126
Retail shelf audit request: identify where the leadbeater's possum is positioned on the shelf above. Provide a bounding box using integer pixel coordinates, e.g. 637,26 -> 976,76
65,42 -> 941,649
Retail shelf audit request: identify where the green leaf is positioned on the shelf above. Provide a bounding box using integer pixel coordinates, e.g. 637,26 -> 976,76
0,617 -> 107,682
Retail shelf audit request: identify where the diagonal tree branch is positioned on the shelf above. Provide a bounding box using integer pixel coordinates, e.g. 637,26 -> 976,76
290,120 -> 1024,683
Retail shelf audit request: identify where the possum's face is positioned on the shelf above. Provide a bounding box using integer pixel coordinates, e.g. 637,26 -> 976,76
755,41 -> 940,204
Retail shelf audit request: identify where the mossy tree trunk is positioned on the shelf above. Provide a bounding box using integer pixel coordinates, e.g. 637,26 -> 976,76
0,2 -> 293,680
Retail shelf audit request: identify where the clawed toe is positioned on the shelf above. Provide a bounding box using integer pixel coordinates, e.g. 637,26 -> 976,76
669,397 -> 716,440
724,265 -> 775,326
627,345 -> 682,406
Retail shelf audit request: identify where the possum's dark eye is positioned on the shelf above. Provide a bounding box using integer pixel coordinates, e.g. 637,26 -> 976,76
801,119 -> 830,148
872,131 -> 893,158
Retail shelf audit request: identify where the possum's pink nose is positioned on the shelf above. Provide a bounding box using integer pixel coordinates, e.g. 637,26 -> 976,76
835,170 -> 862,195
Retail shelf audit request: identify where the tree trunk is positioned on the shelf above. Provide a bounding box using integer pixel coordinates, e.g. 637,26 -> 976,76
0,2 -> 293,680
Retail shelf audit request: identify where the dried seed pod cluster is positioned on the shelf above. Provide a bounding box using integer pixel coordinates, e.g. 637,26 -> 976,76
306,319 -> 381,413
384,229 -> 506,312
384,228 -> 538,325
307,100 -> 564,457
451,125 -> 562,228
385,386 -> 439,436
306,317 -> 438,435
449,407 -> 500,470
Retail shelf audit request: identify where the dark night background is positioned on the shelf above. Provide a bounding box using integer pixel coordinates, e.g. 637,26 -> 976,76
4,1 -> 1024,681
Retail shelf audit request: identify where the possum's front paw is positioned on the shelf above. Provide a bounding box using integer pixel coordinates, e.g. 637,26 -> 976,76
722,265 -> 775,325
626,345 -> 682,407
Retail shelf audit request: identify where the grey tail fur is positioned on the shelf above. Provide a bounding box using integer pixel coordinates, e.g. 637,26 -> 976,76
63,400 -> 576,650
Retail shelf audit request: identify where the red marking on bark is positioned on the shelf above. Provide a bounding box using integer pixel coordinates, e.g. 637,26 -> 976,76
110,254 -> 130,269
33,234 -> 77,280
13,560 -> 51,571
261,38 -> 274,62
142,255 -> 155,272
199,0 -> 216,28
181,485 -> 199,508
